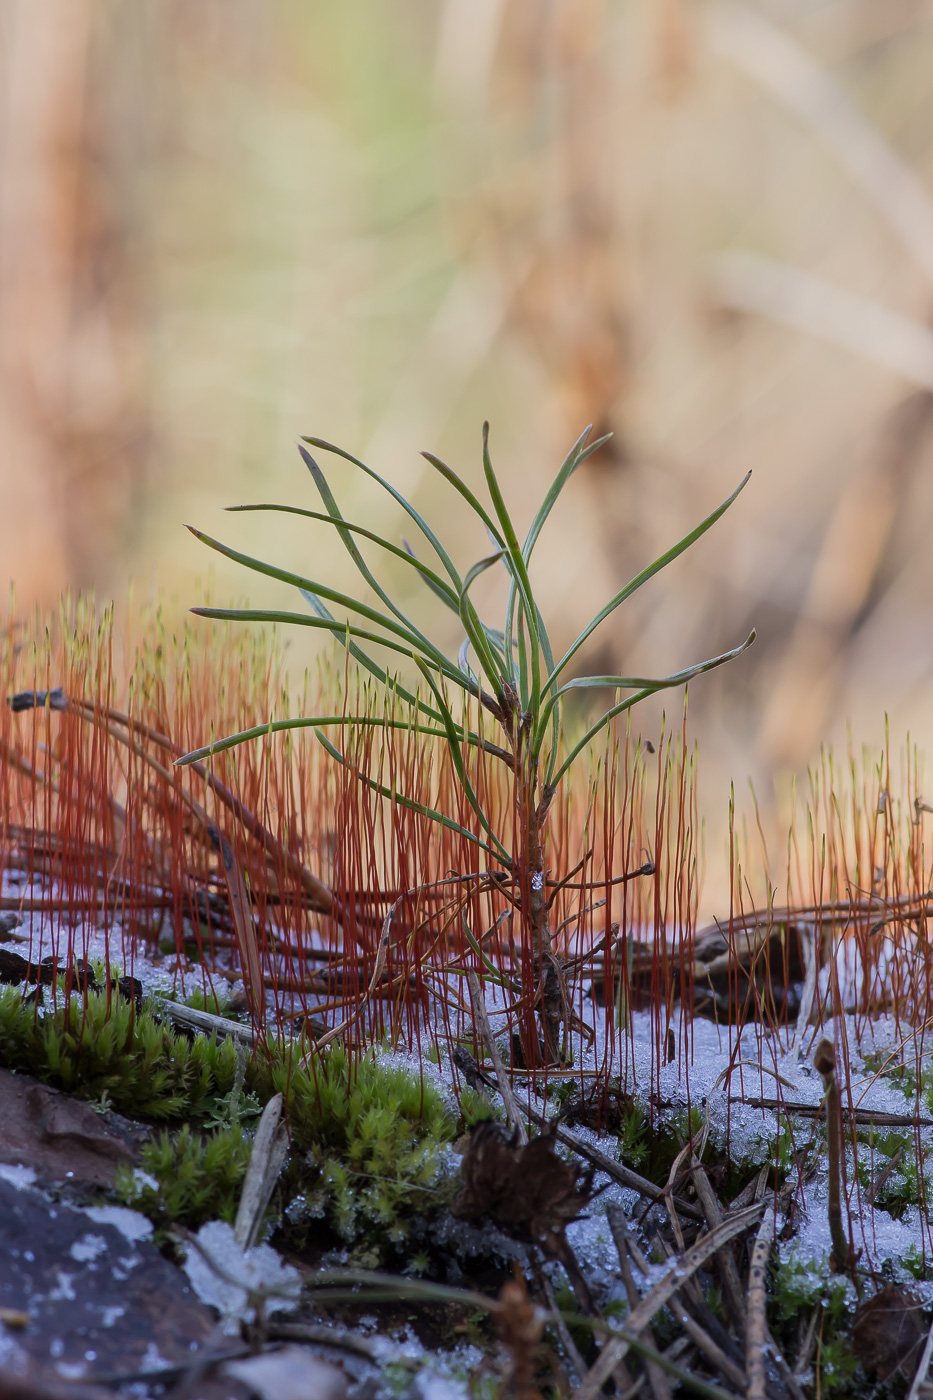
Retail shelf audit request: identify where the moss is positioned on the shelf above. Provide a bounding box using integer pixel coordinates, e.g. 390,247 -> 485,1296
458,1085 -> 499,1129
115,1123 -> 251,1232
770,1253 -> 860,1397
856,1127 -> 919,1221
251,1043 -> 458,1252
0,984 -> 240,1120
0,984 -> 461,1258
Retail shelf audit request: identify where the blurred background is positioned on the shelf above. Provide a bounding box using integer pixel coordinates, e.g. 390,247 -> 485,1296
3,0 -> 933,882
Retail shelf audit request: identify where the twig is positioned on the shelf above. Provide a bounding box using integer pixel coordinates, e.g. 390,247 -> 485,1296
160,999 -> 257,1046
746,1205 -> 776,1400
207,824 -> 264,1022
654,1232 -> 749,1377
667,1297 -> 747,1394
813,1039 -> 852,1275
545,859 -> 655,897
731,1096 -> 933,1129
690,1156 -> 746,1333
571,1203 -> 767,1400
466,968 -> 527,1144
607,1203 -> 673,1400
531,1254 -> 586,1387
452,1047 -> 704,1221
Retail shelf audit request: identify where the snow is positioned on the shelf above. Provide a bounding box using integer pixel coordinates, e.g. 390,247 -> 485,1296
69,1233 -> 108,1263
0,1164 -> 36,1191
6,855 -> 933,1298
83,1205 -> 154,1243
182,1220 -> 301,1333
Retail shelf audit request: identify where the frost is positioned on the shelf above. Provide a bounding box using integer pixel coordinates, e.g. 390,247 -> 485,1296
183,1220 -> 301,1333
84,1204 -> 153,1243
55,1362 -> 87,1380
48,1272 -> 76,1301
417,1375 -> 470,1400
70,1233 -> 108,1263
0,1164 -> 36,1191
138,1343 -> 173,1373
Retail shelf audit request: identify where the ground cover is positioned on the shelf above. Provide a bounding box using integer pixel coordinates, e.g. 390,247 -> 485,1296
3,440 -> 933,1398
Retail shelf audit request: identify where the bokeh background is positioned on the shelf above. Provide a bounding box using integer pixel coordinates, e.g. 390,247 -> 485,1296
3,0 -> 933,888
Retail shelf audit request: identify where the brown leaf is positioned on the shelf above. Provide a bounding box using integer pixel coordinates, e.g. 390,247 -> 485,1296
851,1283 -> 926,1383
452,1121 -> 595,1253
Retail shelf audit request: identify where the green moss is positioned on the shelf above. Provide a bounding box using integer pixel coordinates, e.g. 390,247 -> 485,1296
856,1127 -> 919,1221
115,1123 -> 251,1231
252,1044 -> 457,1251
770,1253 -> 859,1397
0,984 -> 460,1257
616,1099 -> 649,1173
0,984 -> 239,1120
457,1085 -> 499,1129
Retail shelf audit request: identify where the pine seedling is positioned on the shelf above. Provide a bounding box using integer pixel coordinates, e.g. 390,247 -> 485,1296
180,425 -> 754,1062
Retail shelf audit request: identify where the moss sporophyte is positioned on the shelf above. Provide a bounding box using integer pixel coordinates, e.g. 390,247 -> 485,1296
179,423 -> 754,1064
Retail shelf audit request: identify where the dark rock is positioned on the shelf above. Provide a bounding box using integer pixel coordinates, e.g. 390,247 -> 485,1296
0,1174 -> 251,1397
0,1069 -> 141,1188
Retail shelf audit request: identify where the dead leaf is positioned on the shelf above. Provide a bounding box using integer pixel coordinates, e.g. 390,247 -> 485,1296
852,1283 -> 926,1383
452,1121 -> 595,1256
223,1346 -> 346,1400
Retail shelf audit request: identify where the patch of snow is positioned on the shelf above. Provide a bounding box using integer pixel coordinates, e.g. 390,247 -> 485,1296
138,1342 -> 173,1373
69,1233 -> 108,1263
182,1220 -> 301,1333
84,1204 -> 153,1243
55,1362 -> 87,1380
0,1164 -> 36,1190
0,1335 -> 29,1374
416,1376 -> 470,1400
48,1272 -> 76,1301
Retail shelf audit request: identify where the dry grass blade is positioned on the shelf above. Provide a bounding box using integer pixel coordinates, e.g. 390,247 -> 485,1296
711,254 -> 933,392
690,1157 -> 746,1332
907,1312 -> 933,1400
550,1122 -> 704,1224
234,1091 -> 288,1250
707,1 -> 933,287
571,1202 -> 766,1400
530,1256 -> 585,1387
